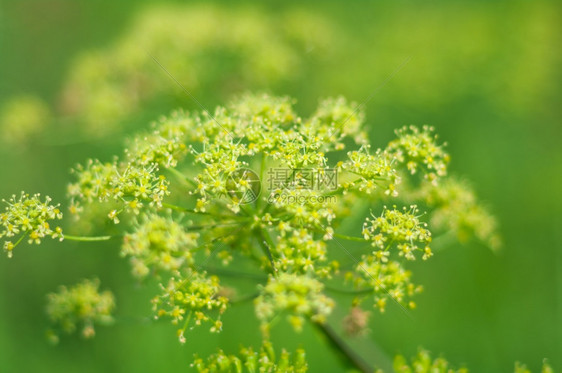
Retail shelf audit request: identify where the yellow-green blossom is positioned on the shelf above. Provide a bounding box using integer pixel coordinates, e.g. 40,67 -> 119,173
121,214 -> 199,278
393,349 -> 468,373
192,341 -> 308,373
387,125 -> 450,184
1,192 -> 63,257
152,270 -> 228,342
46,278 -> 115,342
362,205 -> 432,261
255,273 -> 334,332
68,159 -> 169,223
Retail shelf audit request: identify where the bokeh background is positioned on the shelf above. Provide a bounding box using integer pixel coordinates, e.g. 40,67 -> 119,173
0,0 -> 560,372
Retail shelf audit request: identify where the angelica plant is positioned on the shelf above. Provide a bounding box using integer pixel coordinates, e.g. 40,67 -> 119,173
2,93 -> 551,372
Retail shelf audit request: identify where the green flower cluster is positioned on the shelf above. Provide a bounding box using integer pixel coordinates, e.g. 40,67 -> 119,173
192,342 -> 307,373
1,192 -> 63,258
514,361 -> 553,373
68,159 -> 169,223
392,350 -> 553,373
46,5 -> 335,137
393,349 -> 468,373
420,178 -> 501,249
255,273 -> 334,332
121,214 -> 199,278
387,125 -> 450,185
151,271 -> 228,342
59,94 -> 498,349
362,205 -> 432,262
46,278 -> 115,342
350,259 -> 422,313
342,146 -> 399,196
0,94 -> 509,371
0,95 -> 50,147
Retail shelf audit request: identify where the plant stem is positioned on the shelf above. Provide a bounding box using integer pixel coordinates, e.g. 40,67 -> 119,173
63,235 -> 115,242
314,322 -> 372,373
256,228 -> 277,275
333,233 -> 367,242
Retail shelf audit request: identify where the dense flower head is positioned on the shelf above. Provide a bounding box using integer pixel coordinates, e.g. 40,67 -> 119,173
1,192 -> 63,258
255,273 -> 334,332
0,93 -> 506,370
59,94 -> 499,341
387,125 -> 450,184
68,159 -> 169,223
271,228 -> 328,275
342,146 -> 400,196
362,205 -> 432,261
349,259 -> 422,313
46,278 -> 115,342
151,270 -> 228,342
121,214 -> 200,278
192,342 -> 308,373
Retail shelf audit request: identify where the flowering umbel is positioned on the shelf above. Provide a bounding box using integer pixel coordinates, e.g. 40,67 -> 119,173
1,94 -> 519,371
1,192 -> 63,258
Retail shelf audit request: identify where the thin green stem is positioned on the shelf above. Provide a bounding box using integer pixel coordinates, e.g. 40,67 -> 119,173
333,233 -> 367,243
63,235 -> 115,242
256,228 -> 277,275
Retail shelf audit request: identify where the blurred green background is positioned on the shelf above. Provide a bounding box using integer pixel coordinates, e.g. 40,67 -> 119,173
0,0 -> 560,372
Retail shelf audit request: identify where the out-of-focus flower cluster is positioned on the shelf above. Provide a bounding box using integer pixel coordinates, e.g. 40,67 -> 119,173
46,279 -> 115,343
392,350 -> 553,373
121,214 -> 199,278
255,273 -> 334,332
0,95 -> 49,146
420,178 -> 501,249
393,349 -> 468,373
1,192 -> 63,258
513,361 -> 553,373
192,342 -> 307,373
151,271 -> 228,343
38,5 -> 336,137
